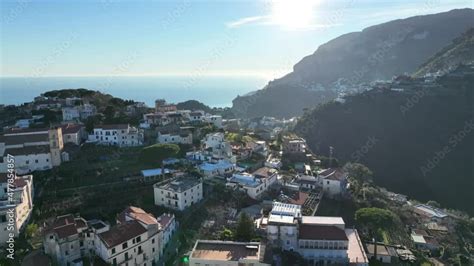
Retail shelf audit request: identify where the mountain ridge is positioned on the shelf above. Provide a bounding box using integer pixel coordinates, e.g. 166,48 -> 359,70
232,8 -> 474,118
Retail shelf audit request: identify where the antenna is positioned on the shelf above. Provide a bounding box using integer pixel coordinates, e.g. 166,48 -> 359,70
329,146 -> 334,167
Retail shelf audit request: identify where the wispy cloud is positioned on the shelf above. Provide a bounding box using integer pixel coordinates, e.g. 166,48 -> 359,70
226,15 -> 269,28
226,15 -> 340,31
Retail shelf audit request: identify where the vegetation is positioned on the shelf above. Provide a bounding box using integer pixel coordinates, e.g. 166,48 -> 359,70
176,100 -> 213,113
235,212 -> 255,242
295,72 -> 474,215
139,144 -> 180,165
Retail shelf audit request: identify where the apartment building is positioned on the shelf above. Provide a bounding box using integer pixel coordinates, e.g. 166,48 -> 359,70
88,124 -> 143,147
282,136 -> 307,154
43,214 -> 97,266
157,213 -> 177,252
227,167 -> 278,199
154,177 -> 203,211
157,125 -> 193,145
44,206 -> 165,266
0,127 -> 64,174
265,202 -> 368,265
198,160 -> 235,178
0,173 -> 34,246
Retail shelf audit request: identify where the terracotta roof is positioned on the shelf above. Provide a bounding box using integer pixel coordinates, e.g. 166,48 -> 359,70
191,240 -> 261,261
298,225 -> 348,241
157,213 -> 174,229
98,220 -> 147,248
117,206 -> 158,225
54,223 -> 78,239
288,191 -> 309,206
252,167 -> 276,179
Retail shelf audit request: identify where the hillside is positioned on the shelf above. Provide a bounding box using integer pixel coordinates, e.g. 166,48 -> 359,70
294,65 -> 474,214
414,28 -> 474,76
232,8 -> 474,118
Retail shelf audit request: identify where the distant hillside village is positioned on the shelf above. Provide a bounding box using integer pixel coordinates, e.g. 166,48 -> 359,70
0,66 -> 473,266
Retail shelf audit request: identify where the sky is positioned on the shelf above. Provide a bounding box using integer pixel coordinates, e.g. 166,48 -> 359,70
1,0 -> 472,80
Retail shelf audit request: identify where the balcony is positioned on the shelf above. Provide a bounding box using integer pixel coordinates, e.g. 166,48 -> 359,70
165,194 -> 178,200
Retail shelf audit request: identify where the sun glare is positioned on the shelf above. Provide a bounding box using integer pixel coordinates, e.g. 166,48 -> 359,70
271,0 -> 317,29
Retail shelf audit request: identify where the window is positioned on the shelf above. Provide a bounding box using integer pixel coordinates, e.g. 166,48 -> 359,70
152,238 -> 155,244
112,258 -> 117,265
26,160 -> 29,164
35,159 -> 38,163
112,248 -> 116,254
136,236 -> 141,243
46,158 -> 49,162
123,242 -> 128,249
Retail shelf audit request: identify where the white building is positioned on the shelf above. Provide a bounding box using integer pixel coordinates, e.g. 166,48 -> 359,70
98,206 -> 164,265
157,213 -> 177,253
0,174 -> 34,246
0,127 -> 64,174
317,168 -> 348,198
202,132 -> 236,163
189,111 -> 204,122
204,115 -> 223,128
43,214 -> 99,266
227,167 -> 278,199
198,160 -> 235,178
154,177 -> 203,211
60,124 -> 85,146
157,126 -> 193,145
247,140 -> 268,157
265,202 -> 368,265
62,107 -> 80,121
282,136 -> 307,154
61,104 -> 96,122
189,240 -> 270,266
44,206 -> 167,266
88,124 -> 143,147
267,202 -> 302,250
295,174 -> 319,190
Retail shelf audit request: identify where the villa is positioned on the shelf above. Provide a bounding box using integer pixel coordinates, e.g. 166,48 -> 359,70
154,177 -> 203,211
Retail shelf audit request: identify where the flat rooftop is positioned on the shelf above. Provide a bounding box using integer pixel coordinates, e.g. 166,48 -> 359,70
301,216 -> 345,227
191,240 -> 261,261
345,229 -> 369,264
155,177 -> 201,192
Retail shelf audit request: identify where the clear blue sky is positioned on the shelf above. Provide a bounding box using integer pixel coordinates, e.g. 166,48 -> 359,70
1,0 -> 471,80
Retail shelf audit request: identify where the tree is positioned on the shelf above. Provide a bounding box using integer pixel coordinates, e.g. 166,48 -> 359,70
235,212 -> 254,241
26,223 -> 38,238
139,144 -> 180,165
344,162 -> 373,184
355,207 -> 396,230
219,228 -> 234,240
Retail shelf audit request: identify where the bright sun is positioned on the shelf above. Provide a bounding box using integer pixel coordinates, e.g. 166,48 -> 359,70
271,0 -> 317,29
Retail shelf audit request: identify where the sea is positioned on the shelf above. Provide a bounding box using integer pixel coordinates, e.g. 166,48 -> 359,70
0,76 -> 268,108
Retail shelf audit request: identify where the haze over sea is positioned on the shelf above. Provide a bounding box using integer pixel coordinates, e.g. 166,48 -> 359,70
0,76 -> 268,108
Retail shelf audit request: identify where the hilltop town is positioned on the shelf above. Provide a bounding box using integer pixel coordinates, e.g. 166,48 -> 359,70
1,69 -> 473,266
